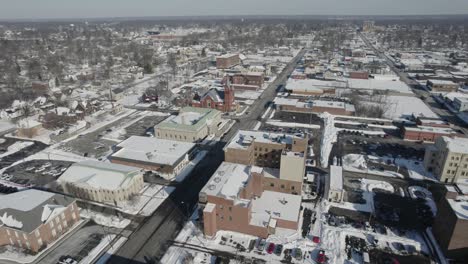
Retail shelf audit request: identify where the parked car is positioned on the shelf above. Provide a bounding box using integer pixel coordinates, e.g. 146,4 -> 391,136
266,243 -> 275,254
317,250 -> 326,263
293,248 -> 303,260
257,239 -> 266,251
274,244 -> 283,256
312,236 -> 321,243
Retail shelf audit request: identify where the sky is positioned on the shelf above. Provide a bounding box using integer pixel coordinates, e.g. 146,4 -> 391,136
1,0 -> 468,20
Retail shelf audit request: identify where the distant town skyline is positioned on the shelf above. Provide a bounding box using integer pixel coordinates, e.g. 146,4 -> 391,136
1,0 -> 468,20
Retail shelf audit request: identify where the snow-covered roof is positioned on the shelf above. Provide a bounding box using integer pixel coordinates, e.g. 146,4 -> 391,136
442,136 -> 468,154
427,79 -> 458,85
250,190 -> 301,227
58,160 -> 142,191
0,120 -> 15,134
112,136 -> 195,167
0,189 -> 75,232
447,198 -> 468,220
156,107 -> 221,132
329,165 -> 343,191
226,130 -> 302,150
201,162 -> 251,201
404,126 -> 454,134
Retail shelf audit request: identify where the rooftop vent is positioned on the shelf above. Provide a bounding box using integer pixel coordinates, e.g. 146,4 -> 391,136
208,184 -> 216,190
213,177 -> 221,183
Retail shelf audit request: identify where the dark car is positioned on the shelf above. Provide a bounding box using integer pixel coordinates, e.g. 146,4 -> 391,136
293,248 -> 303,260
266,243 -> 275,254
274,244 -> 283,256
317,250 -> 326,263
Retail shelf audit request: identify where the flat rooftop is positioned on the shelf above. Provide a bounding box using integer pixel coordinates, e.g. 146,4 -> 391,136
442,136 -> 468,154
156,107 -> 220,132
250,190 -> 302,227
226,130 -> 304,150
405,126 -> 454,134
112,136 -> 195,166
201,162 -> 251,202
58,160 -> 141,191
330,165 -> 343,191
447,198 -> 468,220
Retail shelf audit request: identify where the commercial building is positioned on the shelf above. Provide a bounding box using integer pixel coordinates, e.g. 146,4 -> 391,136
0,190 -> 79,252
199,162 -> 302,239
155,107 -> 222,143
228,72 -> 264,91
216,54 -> 240,69
224,130 -> 308,169
109,136 -> 196,180
432,184 -> 468,261
326,165 -> 344,203
427,79 -> 460,93
424,136 -> 468,183
58,161 -> 144,204
274,97 -> 355,116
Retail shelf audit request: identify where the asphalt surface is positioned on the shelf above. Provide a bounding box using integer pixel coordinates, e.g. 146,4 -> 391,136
105,49 -> 306,264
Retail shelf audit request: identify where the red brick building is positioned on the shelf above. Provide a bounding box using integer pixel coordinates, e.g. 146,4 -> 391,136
225,72 -> 264,91
192,81 -> 237,112
0,190 -> 79,253
402,126 -> 457,142
349,71 -> 369,79
216,54 -> 240,69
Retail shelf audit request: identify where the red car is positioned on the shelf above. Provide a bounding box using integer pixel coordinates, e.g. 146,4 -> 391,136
312,236 -> 321,243
317,250 -> 326,263
266,243 -> 275,254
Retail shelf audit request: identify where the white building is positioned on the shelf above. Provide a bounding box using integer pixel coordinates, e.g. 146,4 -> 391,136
326,165 -> 344,203
58,161 -> 144,204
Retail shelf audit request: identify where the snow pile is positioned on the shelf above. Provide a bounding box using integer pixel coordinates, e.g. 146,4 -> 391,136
0,212 -> 23,229
266,120 -> 321,129
320,113 -> 338,168
0,141 -> 34,159
80,209 -> 130,228
361,179 -> 394,193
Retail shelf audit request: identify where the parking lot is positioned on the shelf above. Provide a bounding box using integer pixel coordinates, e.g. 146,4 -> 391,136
3,159 -> 73,187
123,115 -> 167,138
0,138 -> 48,169
37,222 -> 110,264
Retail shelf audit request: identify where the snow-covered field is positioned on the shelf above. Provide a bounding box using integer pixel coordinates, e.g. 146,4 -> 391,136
383,95 -> 438,120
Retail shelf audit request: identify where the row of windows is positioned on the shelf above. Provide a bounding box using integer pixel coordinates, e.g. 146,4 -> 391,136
268,182 -> 296,190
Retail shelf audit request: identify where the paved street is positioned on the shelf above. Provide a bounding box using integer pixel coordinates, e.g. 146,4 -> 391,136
105,49 -> 306,264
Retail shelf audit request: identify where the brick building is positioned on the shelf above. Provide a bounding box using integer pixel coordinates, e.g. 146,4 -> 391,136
224,130 -> 308,169
432,184 -> 468,261
348,71 -> 369,79
0,190 -> 79,252
192,81 -> 237,112
216,54 -> 240,69
226,72 -> 264,91
427,79 -> 459,93
274,98 -> 355,116
200,157 -> 304,238
402,126 -> 457,142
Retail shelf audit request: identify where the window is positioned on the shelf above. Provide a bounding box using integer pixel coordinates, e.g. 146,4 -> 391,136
281,185 -> 285,189
229,216 -> 232,221
228,207 -> 232,212
14,231 -> 18,238
61,214 -> 65,220
51,229 -> 56,237
270,183 -> 274,187
447,170 -> 451,174
291,186 -> 295,190
72,213 -> 77,220
37,238 -> 43,246
6,229 -> 10,236
23,233 -> 27,240
220,205 -> 224,210
35,230 -> 40,237
49,221 -> 54,228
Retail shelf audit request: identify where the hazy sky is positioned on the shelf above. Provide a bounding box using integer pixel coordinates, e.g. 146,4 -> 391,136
1,0 -> 468,20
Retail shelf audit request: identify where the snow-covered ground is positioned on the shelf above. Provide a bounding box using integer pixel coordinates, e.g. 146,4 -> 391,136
95,237 -> 127,264
383,95 -> 438,120
80,209 -> 130,228
111,183 -> 175,216
320,113 -> 338,168
342,154 -> 405,179
266,120 -> 321,129
0,141 -> 34,159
